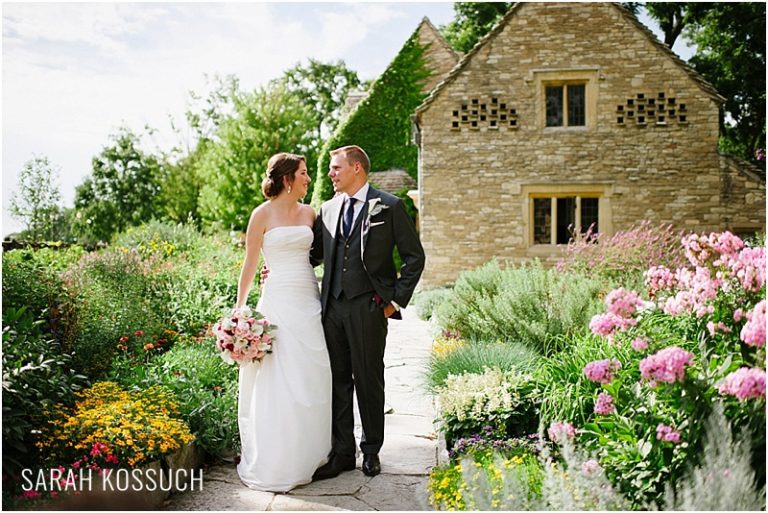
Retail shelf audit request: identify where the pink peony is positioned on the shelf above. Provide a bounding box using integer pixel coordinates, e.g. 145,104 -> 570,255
548,421 -> 576,443
656,424 -> 681,444
583,358 -> 622,384
631,337 -> 649,351
594,392 -> 615,415
639,346 -> 695,386
740,300 -> 766,347
733,308 -> 744,322
718,367 -> 766,401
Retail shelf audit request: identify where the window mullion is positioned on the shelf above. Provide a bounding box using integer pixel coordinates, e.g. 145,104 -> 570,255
563,85 -> 568,127
575,196 -> 582,234
550,197 -> 557,245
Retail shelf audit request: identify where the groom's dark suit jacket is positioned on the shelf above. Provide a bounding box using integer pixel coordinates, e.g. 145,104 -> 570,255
310,185 -> 425,320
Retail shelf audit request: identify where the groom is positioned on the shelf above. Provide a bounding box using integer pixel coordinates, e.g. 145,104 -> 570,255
310,145 -> 425,479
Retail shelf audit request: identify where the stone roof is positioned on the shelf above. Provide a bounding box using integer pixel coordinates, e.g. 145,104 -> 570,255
415,2 -> 725,119
370,169 -> 417,193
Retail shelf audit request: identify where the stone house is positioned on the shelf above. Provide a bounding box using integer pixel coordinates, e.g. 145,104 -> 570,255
412,2 -> 766,287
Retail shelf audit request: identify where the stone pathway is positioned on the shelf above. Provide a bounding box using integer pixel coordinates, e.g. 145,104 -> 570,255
164,308 -> 437,511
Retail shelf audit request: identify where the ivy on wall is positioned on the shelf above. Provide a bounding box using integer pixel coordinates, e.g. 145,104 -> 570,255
311,29 -> 432,207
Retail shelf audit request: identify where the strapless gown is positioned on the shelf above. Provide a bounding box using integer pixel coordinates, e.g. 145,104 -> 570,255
237,225 -> 332,492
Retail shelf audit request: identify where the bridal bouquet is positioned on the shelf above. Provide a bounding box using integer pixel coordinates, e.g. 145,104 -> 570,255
212,306 -> 275,365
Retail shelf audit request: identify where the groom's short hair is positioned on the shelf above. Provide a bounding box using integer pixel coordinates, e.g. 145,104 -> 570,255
331,145 -> 370,174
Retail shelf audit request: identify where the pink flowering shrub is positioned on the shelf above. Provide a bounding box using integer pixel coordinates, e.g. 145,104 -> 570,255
593,392 -> 615,415
639,347 -> 695,386
557,221 -> 688,285
718,367 -> 766,401
547,421 -> 576,443
655,424 -> 681,444
740,300 -> 765,347
583,358 -> 622,384
543,230 -> 765,507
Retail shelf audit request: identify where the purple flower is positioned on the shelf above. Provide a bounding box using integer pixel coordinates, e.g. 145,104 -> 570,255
605,287 -> 645,318
740,300 -> 765,348
593,392 -> 615,415
631,337 -> 649,352
548,421 -> 576,443
639,346 -> 695,386
656,424 -> 681,444
718,367 -> 766,401
583,358 -> 622,384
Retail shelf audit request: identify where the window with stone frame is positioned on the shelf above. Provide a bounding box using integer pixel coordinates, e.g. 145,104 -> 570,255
545,83 -> 586,127
532,69 -> 598,130
531,195 -> 599,245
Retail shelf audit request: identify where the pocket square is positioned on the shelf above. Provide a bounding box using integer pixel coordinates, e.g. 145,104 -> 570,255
370,221 -> 385,227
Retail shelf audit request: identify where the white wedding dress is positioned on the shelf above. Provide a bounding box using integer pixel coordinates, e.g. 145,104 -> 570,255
237,225 -> 332,492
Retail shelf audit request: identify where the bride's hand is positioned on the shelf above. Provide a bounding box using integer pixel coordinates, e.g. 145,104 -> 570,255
259,263 -> 270,286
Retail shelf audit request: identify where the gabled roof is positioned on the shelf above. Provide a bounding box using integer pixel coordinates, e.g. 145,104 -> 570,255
415,2 -> 725,118
417,16 -> 460,66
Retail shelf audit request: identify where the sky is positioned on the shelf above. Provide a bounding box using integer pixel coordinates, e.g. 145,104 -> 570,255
1,2 -> 695,237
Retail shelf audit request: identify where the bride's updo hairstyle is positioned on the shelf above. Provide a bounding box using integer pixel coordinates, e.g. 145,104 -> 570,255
261,153 -> 306,199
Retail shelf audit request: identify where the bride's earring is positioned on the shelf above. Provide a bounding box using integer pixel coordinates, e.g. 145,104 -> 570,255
288,185 -> 292,194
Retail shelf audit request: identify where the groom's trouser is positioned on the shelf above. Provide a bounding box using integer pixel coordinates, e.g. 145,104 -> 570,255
323,292 -> 388,457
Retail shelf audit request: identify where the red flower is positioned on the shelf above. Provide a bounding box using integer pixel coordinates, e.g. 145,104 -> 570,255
134,330 -> 144,336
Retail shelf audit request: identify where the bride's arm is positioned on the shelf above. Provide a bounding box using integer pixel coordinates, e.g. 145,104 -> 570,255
235,207 -> 268,310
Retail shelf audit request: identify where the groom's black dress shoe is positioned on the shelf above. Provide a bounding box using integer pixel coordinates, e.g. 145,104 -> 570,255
312,454 -> 356,481
362,454 -> 381,477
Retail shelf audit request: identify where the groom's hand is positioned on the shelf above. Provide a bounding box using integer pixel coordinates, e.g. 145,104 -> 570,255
383,304 -> 396,318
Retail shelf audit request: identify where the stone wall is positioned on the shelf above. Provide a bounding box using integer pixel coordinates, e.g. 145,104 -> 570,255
416,2 -> 765,287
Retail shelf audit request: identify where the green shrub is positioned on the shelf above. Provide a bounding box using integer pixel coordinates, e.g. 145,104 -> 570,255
414,287 -> 453,321
537,332 -> 635,428
110,340 -> 239,458
2,246 -> 84,331
2,307 -> 88,478
425,341 -> 539,393
113,219 -> 200,258
434,260 -> 605,354
659,402 -> 766,511
156,230 -> 256,335
60,248 -> 168,378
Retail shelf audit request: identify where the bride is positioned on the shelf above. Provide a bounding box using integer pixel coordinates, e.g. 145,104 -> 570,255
233,153 -> 332,492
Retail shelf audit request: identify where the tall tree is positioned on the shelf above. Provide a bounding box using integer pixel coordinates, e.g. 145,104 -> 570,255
643,2 -> 707,47
9,155 -> 62,241
74,128 -> 165,243
277,59 -> 361,141
685,3 -> 766,162
195,83 -> 316,230
440,2 -> 511,53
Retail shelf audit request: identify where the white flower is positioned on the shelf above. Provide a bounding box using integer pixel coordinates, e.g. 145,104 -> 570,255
367,198 -> 389,218
222,317 -> 235,330
256,342 -> 271,352
233,337 -> 248,350
219,351 -> 234,365
251,323 -> 264,336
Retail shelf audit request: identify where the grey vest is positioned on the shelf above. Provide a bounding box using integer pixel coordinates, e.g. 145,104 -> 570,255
329,211 -> 375,299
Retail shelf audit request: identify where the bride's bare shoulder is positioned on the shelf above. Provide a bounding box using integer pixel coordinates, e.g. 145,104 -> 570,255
300,203 -> 317,221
